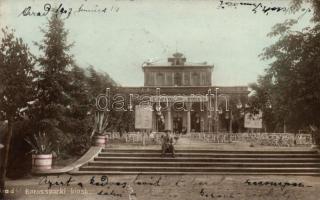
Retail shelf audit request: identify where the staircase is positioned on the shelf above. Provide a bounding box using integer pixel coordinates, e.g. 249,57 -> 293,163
71,148 -> 320,175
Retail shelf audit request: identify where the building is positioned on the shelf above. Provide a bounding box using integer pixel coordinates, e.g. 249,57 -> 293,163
114,53 -> 249,133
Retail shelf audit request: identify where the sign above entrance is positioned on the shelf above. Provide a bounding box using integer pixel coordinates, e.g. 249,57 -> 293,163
150,95 -> 208,102
135,105 -> 153,130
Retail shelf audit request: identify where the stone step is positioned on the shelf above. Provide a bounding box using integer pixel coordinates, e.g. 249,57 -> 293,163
87,161 -> 320,168
98,152 -> 320,158
73,148 -> 320,175
94,157 -> 320,162
70,170 -> 320,175
79,166 -> 320,173
102,149 -> 318,154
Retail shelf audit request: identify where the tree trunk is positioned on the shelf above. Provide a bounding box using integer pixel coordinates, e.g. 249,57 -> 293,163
0,118 -> 13,199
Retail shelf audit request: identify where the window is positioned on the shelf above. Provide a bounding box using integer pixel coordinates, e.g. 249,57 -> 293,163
174,72 -> 182,86
184,72 -> 190,85
192,72 -> 200,86
145,72 -> 154,86
166,73 -> 173,85
156,72 -> 165,86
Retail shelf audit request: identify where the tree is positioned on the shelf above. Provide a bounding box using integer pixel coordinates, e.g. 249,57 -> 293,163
32,13 -> 74,151
251,1 -> 320,142
291,0 -> 320,22
248,74 -> 286,132
0,27 -> 35,198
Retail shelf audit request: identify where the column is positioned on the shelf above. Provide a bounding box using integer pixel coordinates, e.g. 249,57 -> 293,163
152,112 -> 157,132
172,72 -> 174,85
165,103 -> 172,131
187,110 -> 191,133
207,101 -> 213,133
164,72 -> 167,86
154,72 -> 157,86
186,102 -> 192,133
182,72 -> 185,85
229,110 -> 233,134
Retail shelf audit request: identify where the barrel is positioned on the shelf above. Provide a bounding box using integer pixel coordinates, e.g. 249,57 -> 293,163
32,154 -> 52,170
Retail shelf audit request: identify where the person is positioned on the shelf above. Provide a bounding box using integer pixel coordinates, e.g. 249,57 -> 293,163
161,131 -> 175,157
150,132 -> 156,144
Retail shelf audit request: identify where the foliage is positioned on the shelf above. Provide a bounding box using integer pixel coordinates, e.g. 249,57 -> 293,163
0,27 -> 35,190
32,13 -> 74,134
249,0 -> 320,133
227,95 -> 247,133
290,0 -> 320,22
91,111 -> 109,137
27,13 -> 117,157
25,132 -> 53,155
248,75 -> 281,132
0,27 -> 35,120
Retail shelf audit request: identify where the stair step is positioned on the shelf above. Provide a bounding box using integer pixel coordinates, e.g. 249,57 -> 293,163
72,148 -> 320,175
79,166 -> 320,172
103,149 -> 317,154
71,171 -> 320,176
98,152 -> 320,158
88,161 -> 320,168
94,157 -> 320,162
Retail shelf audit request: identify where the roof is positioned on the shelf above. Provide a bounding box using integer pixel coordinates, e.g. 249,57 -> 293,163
143,62 -> 213,68
112,86 -> 249,95
142,52 -> 214,69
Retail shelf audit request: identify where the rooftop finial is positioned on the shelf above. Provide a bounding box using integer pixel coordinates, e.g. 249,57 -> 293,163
168,52 -> 186,65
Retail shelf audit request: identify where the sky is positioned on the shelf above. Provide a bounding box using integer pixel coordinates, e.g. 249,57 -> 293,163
0,0 -> 314,87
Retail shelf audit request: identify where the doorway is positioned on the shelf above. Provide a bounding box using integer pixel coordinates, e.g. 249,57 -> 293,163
173,116 -> 183,134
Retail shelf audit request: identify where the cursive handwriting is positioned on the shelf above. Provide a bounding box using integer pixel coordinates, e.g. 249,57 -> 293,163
19,3 -> 72,19
38,176 -> 83,189
218,0 -> 312,15
200,188 -> 239,199
19,3 -> 119,19
133,175 -> 162,186
98,189 -> 122,197
18,3 -> 52,17
244,179 -> 311,190
77,4 -> 120,14
90,175 -> 127,188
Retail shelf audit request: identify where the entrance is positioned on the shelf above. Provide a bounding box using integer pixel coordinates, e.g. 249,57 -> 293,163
191,112 -> 201,132
191,102 -> 203,132
173,117 -> 183,134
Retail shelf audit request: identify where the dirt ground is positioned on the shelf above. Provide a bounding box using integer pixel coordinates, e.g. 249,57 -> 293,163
3,174 -> 320,200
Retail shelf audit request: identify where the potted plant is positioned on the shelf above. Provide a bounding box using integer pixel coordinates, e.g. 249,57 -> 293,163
91,111 -> 109,147
25,131 -> 53,171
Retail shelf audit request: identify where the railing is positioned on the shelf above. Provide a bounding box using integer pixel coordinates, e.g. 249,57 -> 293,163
106,131 -> 312,147
107,132 -> 180,145
186,132 -> 312,146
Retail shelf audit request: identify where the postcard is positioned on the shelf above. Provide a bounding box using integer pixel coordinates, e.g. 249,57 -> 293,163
0,0 -> 319,200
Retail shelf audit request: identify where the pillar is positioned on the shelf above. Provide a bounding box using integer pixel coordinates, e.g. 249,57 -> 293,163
186,102 -> 192,133
165,104 -> 172,131
229,110 -> 233,134
152,112 -> 157,132
187,110 -> 191,133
